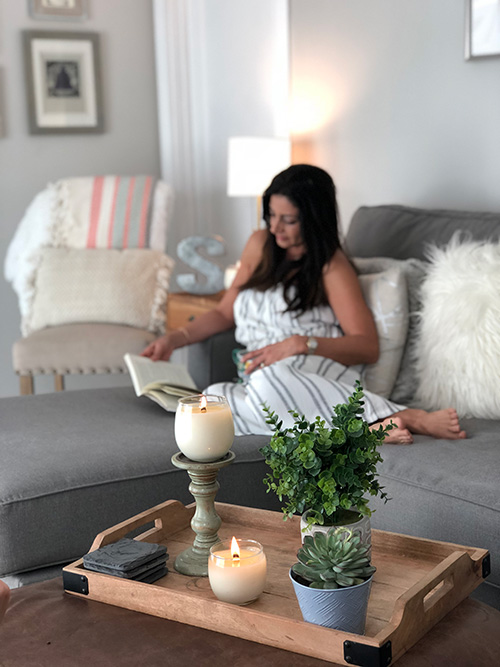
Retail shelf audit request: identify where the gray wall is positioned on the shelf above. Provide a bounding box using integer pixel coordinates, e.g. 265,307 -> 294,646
4,0 -> 499,398
290,0 -> 500,232
198,0 -> 289,258
0,0 -> 160,397
153,0 -> 289,267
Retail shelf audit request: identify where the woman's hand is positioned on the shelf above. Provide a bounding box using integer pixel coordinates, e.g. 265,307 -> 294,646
141,334 -> 177,361
242,335 -> 308,374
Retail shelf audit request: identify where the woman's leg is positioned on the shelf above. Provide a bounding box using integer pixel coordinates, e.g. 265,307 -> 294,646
372,408 -> 466,443
391,408 -> 466,440
370,416 -> 413,445
371,407 -> 467,444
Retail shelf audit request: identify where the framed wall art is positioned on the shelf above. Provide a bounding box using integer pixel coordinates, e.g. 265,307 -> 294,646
28,0 -> 88,22
23,30 -> 103,134
465,0 -> 500,59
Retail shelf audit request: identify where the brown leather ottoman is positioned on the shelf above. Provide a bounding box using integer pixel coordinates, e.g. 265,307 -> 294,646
1,578 -> 500,666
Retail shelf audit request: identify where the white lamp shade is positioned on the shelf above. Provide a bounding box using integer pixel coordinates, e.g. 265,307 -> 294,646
227,137 -> 291,197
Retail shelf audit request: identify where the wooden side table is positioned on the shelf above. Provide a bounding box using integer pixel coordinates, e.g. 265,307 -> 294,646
166,291 -> 225,331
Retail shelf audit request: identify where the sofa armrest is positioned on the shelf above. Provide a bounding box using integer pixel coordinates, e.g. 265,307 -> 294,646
187,330 -> 242,390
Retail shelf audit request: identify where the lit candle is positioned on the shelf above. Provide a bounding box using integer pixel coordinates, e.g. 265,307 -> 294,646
208,537 -> 267,605
174,394 -> 235,462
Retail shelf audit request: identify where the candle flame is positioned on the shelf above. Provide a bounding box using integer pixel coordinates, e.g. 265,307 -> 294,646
200,395 -> 207,413
231,536 -> 240,560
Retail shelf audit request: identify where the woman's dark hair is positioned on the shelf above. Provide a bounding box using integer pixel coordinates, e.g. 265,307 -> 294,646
241,164 -> 342,312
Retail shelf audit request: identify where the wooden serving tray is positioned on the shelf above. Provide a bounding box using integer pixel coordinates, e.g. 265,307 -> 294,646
63,501 -> 489,667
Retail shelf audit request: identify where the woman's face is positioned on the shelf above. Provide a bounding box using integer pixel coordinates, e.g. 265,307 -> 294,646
268,195 -> 305,259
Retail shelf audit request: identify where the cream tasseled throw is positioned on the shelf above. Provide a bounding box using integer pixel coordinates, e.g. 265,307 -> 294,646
4,176 -> 173,325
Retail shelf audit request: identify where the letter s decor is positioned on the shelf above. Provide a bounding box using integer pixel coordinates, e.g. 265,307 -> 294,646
176,235 -> 225,294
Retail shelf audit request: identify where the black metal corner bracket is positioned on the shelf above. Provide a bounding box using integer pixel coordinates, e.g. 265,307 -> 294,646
344,639 -> 392,667
63,570 -> 89,595
482,553 -> 491,579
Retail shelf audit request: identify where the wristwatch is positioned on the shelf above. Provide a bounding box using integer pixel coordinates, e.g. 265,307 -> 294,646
306,336 -> 318,355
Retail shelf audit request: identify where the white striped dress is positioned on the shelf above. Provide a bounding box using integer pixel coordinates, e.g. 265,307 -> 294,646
205,286 -> 404,436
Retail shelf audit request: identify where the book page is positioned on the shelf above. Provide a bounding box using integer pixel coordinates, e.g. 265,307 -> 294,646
124,353 -> 199,397
146,389 -> 180,413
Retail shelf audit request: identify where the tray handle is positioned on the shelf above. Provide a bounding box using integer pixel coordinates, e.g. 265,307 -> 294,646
89,499 -> 194,552
378,549 -> 488,657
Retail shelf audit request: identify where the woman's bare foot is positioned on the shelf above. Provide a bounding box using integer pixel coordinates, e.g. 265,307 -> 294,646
370,416 -> 413,445
393,408 -> 466,440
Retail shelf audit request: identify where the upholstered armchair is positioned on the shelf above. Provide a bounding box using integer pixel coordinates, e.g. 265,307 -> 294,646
5,176 -> 174,394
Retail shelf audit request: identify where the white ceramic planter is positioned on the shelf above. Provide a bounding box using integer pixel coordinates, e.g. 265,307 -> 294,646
300,509 -> 371,554
289,569 -> 373,634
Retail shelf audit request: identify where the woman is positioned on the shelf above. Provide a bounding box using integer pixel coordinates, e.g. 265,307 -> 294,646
142,165 -> 465,443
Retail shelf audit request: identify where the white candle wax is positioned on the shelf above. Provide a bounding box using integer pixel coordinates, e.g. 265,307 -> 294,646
208,539 -> 267,605
175,395 -> 234,462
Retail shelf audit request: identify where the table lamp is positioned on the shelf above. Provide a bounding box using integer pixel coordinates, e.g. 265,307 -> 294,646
227,137 -> 291,230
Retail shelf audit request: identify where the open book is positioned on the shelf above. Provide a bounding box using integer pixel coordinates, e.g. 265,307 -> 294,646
124,353 -> 200,412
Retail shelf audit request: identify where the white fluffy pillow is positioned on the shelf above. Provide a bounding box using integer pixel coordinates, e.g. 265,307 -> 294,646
359,267 -> 409,398
23,248 -> 174,337
415,238 -> 500,417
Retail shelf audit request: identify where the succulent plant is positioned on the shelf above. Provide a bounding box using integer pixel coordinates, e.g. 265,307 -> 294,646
291,529 -> 376,589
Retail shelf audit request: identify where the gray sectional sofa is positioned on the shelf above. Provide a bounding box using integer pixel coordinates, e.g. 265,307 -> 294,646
1,204 -> 499,611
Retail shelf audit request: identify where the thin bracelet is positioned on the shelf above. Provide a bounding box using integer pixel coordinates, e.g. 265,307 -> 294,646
178,327 -> 190,344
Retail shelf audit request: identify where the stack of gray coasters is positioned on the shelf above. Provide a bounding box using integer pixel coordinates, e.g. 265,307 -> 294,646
83,537 -> 169,583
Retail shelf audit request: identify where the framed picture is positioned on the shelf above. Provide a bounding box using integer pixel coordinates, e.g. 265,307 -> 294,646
28,0 -> 88,22
465,0 -> 500,59
23,30 -> 103,134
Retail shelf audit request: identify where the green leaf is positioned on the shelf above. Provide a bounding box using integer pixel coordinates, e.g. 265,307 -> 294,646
332,429 -> 346,445
260,380 -> 390,527
347,418 -> 363,434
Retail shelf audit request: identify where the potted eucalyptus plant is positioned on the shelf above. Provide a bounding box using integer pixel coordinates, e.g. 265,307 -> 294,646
260,381 -> 391,547
290,528 -> 375,633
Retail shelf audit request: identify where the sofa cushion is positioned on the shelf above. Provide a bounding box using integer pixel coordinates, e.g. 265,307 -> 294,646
346,204 -> 500,406
1,388 -> 498,608
12,323 -> 155,375
345,204 -> 500,261
188,330 -> 243,391
415,238 -> 500,417
368,418 -> 500,592
357,266 -> 408,398
354,257 -> 427,406
0,387 -> 273,578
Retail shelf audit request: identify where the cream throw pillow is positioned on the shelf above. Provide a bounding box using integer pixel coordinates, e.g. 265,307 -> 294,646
24,248 -> 174,336
359,267 -> 409,398
415,238 -> 500,417
354,257 -> 427,405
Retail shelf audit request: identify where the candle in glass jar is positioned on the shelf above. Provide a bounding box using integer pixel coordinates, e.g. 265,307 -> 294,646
175,394 -> 234,462
208,537 -> 267,605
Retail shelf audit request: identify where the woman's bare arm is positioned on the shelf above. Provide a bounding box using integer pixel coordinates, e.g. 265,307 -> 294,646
314,250 -> 379,365
242,249 -> 379,372
141,230 -> 266,361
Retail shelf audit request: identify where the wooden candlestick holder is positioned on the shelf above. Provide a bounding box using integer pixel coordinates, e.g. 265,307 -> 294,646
171,450 -> 235,576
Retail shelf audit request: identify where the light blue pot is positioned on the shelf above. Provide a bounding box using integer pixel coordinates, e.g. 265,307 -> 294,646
290,570 -> 372,634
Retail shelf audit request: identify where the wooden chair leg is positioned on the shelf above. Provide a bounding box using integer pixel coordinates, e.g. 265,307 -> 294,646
54,374 -> 65,392
19,375 -> 34,395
